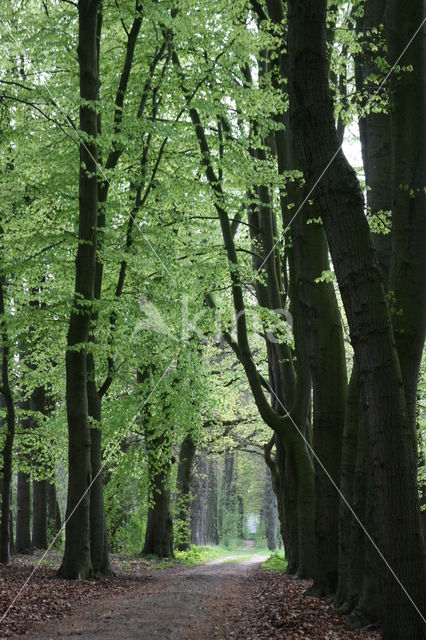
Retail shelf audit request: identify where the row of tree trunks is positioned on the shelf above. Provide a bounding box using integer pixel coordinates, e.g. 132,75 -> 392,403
16,475 -> 61,554
287,0 -> 426,636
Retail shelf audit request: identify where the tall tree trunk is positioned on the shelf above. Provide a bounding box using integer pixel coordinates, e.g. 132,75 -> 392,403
0,279 -> 16,565
218,450 -> 236,545
264,0 -> 347,590
190,455 -> 208,546
16,471 -> 31,553
264,465 -> 278,551
205,457 -> 219,545
32,480 -> 48,550
347,468 -> 383,629
47,481 -> 61,545
287,0 -> 426,635
87,354 -> 112,576
385,0 -> 426,439
58,0 -> 100,579
335,363 -> 360,609
16,399 -> 31,554
31,385 -> 48,550
175,433 -> 196,551
142,404 -> 174,558
142,432 -> 174,557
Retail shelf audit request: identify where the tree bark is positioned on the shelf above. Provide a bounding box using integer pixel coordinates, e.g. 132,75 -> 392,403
264,464 -> 278,551
287,0 -> 426,635
190,454 -> 208,546
47,481 -> 61,545
385,0 -> 426,437
0,279 -> 16,565
16,471 -> 31,553
142,428 -> 174,557
175,433 -> 196,551
32,480 -> 48,550
205,457 -> 219,545
16,399 -> 31,554
58,0 -> 100,579
87,354 -> 112,576
263,0 -> 347,591
335,363 -> 360,609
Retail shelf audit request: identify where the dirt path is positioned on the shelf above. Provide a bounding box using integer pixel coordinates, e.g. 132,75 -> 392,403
27,555 -> 268,640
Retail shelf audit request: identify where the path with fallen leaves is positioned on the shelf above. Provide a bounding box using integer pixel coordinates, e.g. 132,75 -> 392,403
0,555 -> 381,639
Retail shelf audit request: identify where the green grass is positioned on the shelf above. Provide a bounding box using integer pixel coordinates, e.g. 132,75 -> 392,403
175,545 -> 248,565
261,550 -> 287,572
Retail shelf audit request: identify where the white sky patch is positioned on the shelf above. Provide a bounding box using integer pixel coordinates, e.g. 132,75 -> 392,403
342,120 -> 364,173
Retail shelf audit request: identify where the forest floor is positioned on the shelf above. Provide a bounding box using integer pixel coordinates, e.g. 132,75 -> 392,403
0,552 -> 381,640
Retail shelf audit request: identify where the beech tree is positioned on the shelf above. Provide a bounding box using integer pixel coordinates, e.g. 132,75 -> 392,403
58,0 -> 100,580
286,0 -> 426,636
0,3 -> 425,639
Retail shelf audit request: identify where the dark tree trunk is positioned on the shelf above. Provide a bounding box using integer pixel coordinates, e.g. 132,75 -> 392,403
347,470 -> 382,629
190,455 -> 208,546
205,458 -> 219,545
16,396 -> 32,554
32,480 -> 48,550
287,0 -> 426,635
264,435 -> 299,573
335,363 -> 360,609
343,416 -> 369,615
87,354 -> 111,576
9,505 -> 15,556
175,434 -> 196,551
31,385 -> 48,550
385,0 -> 426,438
142,421 -> 174,558
58,0 -> 100,579
47,481 -> 61,545
0,280 -> 16,565
142,438 -> 174,557
16,471 -> 31,553
264,465 -> 278,551
217,450 -> 236,545
263,0 -> 347,590
292,209 -> 346,594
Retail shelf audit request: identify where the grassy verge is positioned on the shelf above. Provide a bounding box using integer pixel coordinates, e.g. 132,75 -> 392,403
175,545 -> 249,565
261,550 -> 287,572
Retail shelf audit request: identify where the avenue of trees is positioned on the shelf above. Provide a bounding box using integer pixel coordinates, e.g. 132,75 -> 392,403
0,1 -> 425,639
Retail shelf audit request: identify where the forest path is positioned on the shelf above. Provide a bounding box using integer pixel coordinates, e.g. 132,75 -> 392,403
28,554 -> 268,640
